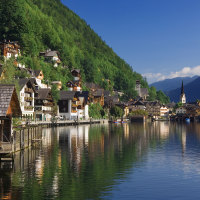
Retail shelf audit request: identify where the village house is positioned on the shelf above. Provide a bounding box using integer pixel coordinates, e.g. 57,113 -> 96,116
40,49 -> 61,67
104,91 -> 119,109
86,83 -> 105,107
131,100 -> 146,111
67,69 -> 82,91
34,88 -> 54,121
144,101 -> 162,117
0,40 -> 21,60
160,105 -> 169,117
176,106 -> 186,115
58,91 -> 89,120
91,89 -> 105,107
29,69 -> 49,89
0,85 -> 21,151
18,78 -> 36,119
115,102 -> 129,118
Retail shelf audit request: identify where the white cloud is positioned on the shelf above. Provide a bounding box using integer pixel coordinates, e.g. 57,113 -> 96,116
143,65 -> 200,84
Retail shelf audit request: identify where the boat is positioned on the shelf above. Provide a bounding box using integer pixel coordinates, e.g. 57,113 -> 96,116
185,118 -> 190,123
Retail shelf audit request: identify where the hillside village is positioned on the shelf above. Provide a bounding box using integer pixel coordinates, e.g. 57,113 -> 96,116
0,40 -> 199,126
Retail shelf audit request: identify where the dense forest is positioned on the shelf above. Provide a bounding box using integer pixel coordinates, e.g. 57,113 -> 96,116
0,0 -> 169,103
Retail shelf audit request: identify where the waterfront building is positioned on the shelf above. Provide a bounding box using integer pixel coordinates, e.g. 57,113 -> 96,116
160,105 -> 169,117
0,84 -> 21,150
144,101 -> 162,117
176,106 -> 186,115
180,81 -> 186,104
18,78 -> 36,118
58,91 -> 89,120
34,88 -> 54,121
132,100 -> 146,111
90,89 -> 105,107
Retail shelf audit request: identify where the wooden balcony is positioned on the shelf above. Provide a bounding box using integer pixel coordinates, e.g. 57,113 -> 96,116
43,102 -> 54,107
25,88 -> 33,93
24,106 -> 33,111
24,96 -> 33,101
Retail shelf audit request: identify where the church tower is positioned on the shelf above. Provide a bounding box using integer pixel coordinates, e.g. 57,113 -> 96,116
135,80 -> 141,97
180,81 -> 186,104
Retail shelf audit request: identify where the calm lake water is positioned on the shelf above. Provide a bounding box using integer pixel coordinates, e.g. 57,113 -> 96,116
1,122 -> 200,200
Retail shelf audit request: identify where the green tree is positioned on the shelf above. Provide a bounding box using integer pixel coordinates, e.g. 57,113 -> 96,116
110,106 -> 124,118
89,103 -> 105,119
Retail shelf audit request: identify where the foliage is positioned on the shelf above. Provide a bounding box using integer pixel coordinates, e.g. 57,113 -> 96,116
175,102 -> 183,108
0,0 -> 153,99
129,109 -> 148,116
0,59 -> 21,95
110,106 -> 124,118
51,84 -> 60,103
156,90 -> 170,104
0,0 -> 170,102
148,86 -> 170,104
89,103 -> 105,119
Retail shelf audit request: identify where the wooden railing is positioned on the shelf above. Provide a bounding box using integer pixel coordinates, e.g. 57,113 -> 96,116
24,97 -> 33,101
24,106 -> 33,110
25,88 -> 33,93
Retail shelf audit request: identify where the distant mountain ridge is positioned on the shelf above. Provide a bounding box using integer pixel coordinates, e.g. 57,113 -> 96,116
166,77 -> 200,102
150,76 -> 199,92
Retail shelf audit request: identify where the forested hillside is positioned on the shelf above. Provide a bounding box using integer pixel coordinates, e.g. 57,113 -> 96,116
0,0 -> 169,102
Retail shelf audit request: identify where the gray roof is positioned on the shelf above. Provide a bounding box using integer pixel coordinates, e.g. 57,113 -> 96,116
45,51 -> 59,57
18,78 -> 29,90
92,89 -> 104,97
133,101 -> 145,106
59,91 -> 76,100
0,84 -> 21,117
104,90 -> 111,97
37,88 -> 52,100
18,78 -> 36,92
85,82 -> 100,90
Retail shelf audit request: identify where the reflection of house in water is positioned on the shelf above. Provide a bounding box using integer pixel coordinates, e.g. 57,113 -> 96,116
181,127 -> 186,154
123,123 -> 130,139
159,122 -> 170,139
57,125 -> 90,174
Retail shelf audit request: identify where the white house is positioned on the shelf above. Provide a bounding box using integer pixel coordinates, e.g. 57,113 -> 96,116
40,49 -> 61,67
176,106 -> 186,115
18,79 -> 35,118
160,105 -> 169,117
58,91 -> 89,120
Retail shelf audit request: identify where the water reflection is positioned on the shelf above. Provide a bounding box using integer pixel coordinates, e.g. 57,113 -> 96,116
2,122 -> 200,199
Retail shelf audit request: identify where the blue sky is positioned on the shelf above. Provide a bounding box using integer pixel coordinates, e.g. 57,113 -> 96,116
61,0 -> 200,83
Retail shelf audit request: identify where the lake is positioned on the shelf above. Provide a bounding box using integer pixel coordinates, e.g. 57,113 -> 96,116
1,122 -> 200,200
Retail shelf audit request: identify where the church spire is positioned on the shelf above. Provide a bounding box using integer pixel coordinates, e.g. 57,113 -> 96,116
180,80 -> 186,104
181,80 -> 184,94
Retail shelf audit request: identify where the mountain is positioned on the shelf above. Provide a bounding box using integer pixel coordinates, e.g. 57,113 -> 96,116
167,77 -> 200,102
150,76 -> 199,92
0,0 -> 169,102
